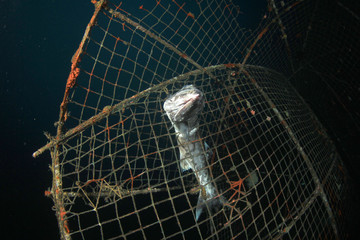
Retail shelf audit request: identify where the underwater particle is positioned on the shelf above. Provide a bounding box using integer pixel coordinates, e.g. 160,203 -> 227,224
245,170 -> 259,188
246,99 -> 251,108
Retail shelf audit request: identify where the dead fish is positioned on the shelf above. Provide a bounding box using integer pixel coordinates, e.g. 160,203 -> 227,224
164,84 -> 225,221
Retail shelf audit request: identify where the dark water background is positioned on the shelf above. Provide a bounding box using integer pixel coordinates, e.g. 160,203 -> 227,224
0,0 -> 358,239
1,1 -> 93,238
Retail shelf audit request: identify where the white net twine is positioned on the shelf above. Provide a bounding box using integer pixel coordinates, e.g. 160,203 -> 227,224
34,0 -> 358,239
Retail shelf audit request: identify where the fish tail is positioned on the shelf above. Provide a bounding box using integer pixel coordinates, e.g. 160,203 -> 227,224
195,191 -> 225,221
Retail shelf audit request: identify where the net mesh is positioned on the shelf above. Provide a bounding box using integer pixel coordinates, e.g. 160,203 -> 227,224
34,0 -> 358,239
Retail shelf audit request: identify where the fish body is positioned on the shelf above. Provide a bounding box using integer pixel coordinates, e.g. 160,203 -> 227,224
164,85 -> 223,221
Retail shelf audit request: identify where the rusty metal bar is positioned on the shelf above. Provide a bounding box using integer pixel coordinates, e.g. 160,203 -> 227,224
33,64 -> 227,158
48,1 -> 107,240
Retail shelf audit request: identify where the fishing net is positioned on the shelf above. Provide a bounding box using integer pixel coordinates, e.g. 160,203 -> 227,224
34,0 -> 358,239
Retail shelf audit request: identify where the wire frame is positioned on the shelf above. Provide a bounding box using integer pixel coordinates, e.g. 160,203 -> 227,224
34,0 -> 355,239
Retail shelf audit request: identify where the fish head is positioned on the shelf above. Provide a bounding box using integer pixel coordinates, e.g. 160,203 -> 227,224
164,85 -> 204,123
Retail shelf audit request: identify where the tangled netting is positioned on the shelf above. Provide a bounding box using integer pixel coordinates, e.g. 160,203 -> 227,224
34,0 -> 359,239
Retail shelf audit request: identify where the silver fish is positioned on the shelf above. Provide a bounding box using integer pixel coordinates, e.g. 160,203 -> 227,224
164,85 -> 224,221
